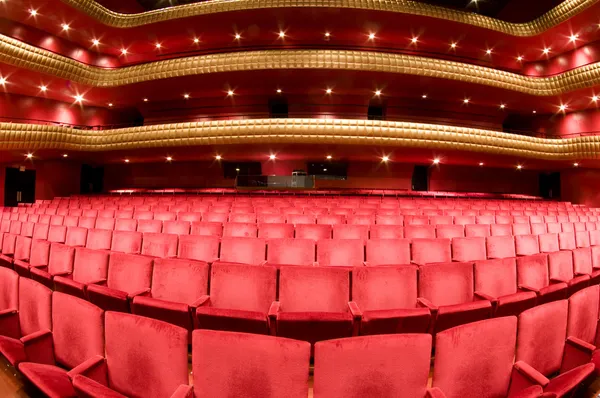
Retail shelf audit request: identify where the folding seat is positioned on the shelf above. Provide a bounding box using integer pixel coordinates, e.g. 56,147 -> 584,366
203,212 -> 229,223
151,205 -> 171,213
317,239 -> 364,267
77,216 -> 96,229
474,258 -> 537,317
547,250 -> 590,297
574,222 -> 586,232
72,311 -> 189,398
61,215 -> 78,228
27,214 -> 40,223
539,233 -> 560,253
350,266 -> 430,335
222,222 -> 258,238
190,204 -> 209,214
218,237 -> 266,265
404,225 -> 436,239
545,223 -> 561,235
530,215 -> 543,224
136,219 -> 163,233
47,225 -> 67,244
257,213 -> 286,224
476,215 -> 495,224
286,214 -> 316,225
174,235 -> 218,263
564,286 -> 600,372
515,235 -> 540,256
586,222 -> 597,231
331,208 -> 353,217
94,217 -> 115,231
411,238 -> 451,265
153,211 -> 176,222
209,206 -> 231,215
52,247 -> 110,299
513,215 -> 529,224
133,210 -> 153,220
86,252 -> 153,312
572,247 -> 600,284
68,209 -> 83,217
454,215 -> 475,226
332,224 -> 369,242
562,222 -> 575,233
354,208 -> 377,216
452,237 -> 486,262
97,209 -> 115,219
255,223 -> 292,239
114,209 -> 133,219
557,215 -> 570,223
316,214 -> 345,225
81,229 -> 110,252
418,262 -> 492,334
345,215 -> 373,226
490,224 -> 512,237
373,214 -> 402,226
263,239 -> 315,267
436,224 -> 464,239
0,266 -> 18,329
159,220 -> 189,235
141,232 -> 178,258
0,278 -> 51,365
44,208 -> 57,216
511,223 -> 530,236
29,243 -> 76,289
13,238 -> 51,278
405,215 -> 429,226
431,317 -> 545,398
559,232 -> 576,251
272,266 -> 355,343
516,301 -> 595,397
464,224 -> 490,237
64,226 -> 88,247
304,207 -> 329,216
189,221 -> 222,237
192,330 -> 309,398
5,235 -> 32,269
228,213 -> 257,224
486,236 -> 516,259
177,211 -> 202,222
110,230 -> 143,254
195,262 -> 277,334
575,231 -> 590,248
369,224 -> 403,239
545,215 -> 558,223
430,215 -> 453,226
365,239 -> 410,266
529,223 -> 546,235
517,254 -> 568,305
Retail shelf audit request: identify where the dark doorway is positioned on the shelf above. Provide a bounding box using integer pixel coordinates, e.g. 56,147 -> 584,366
4,167 -> 36,207
412,165 -> 429,191
80,165 -> 104,194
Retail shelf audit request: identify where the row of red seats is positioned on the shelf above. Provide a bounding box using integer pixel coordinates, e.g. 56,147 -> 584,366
0,271 -> 597,397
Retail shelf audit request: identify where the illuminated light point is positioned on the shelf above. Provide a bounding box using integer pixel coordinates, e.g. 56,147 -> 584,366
517,56 -> 523,61
326,88 -> 333,94
559,104 -> 568,111
381,156 -> 389,162
155,43 -> 162,49
517,165 -> 522,170
368,33 -> 376,40
375,90 -> 382,96
593,96 -> 599,102
143,98 -> 148,102
235,34 -> 241,40
463,98 -> 470,104
326,155 -> 332,160
124,159 -> 130,163
26,153 -> 33,159
574,162 -> 579,167
324,32 -> 330,38
485,49 -> 492,55
63,154 -> 68,158
569,34 -> 579,42
0,77 -> 6,86
215,155 -> 222,160
450,42 -> 457,49
422,94 -> 427,99
411,37 -> 418,44
166,156 -> 173,162
92,39 -> 100,46
227,90 -> 234,96
500,104 -> 506,109
193,38 -> 200,43
543,48 -> 551,55
533,110 -> 537,114
183,93 -> 190,99
278,31 -> 285,38
74,94 -> 84,103
61,24 -> 70,31
108,103 -> 113,107
235,168 -> 240,171
433,158 -> 440,164
269,154 -> 276,160
479,162 -> 484,166
39,85 -> 47,92
29,9 -> 37,16
276,89 -> 282,93
120,48 -> 128,55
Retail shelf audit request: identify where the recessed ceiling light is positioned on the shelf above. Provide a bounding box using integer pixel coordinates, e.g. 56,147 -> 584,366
193,38 -> 200,43
235,33 -> 241,40
63,154 -> 68,158
326,155 -> 332,159
155,43 -> 162,49
124,159 -> 130,163
433,158 -> 440,164
29,9 -> 37,16
543,47 -> 551,54
61,23 -> 70,31
276,89 -> 282,93
574,162 -> 579,167
215,155 -> 222,160
411,37 -> 418,44
517,165 -> 522,170
422,94 -> 427,99
324,32 -> 330,38
533,110 -> 537,114
569,34 -> 579,42
92,39 -> 100,46
121,48 -> 128,55
143,98 -> 148,102
593,96 -> 599,102
375,90 -> 382,96
0,77 -> 6,86
479,162 -> 484,166
235,168 -> 240,171
463,98 -> 470,104
450,42 -> 457,49
26,153 -> 33,159
278,31 -> 286,38
517,56 -> 523,61
500,104 -> 506,109
39,85 -> 47,92
485,49 -> 492,55
559,104 -> 568,111
368,33 -> 376,40
227,90 -> 234,96
74,94 -> 84,103
108,103 -> 113,107
166,156 -> 173,162
183,93 -> 190,99
326,88 -> 333,94
269,154 -> 276,160
381,156 -> 389,162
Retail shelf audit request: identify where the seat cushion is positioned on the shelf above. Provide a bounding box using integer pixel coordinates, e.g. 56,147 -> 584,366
18,362 -> 77,398
360,308 -> 431,335
196,306 -> 268,335
0,335 -> 26,366
86,285 -> 129,313
53,276 -> 86,299
495,291 -> 537,317
538,283 -> 568,305
72,374 -> 127,398
544,363 -> 595,396
132,296 -> 193,331
276,311 -> 353,344
435,300 -> 492,333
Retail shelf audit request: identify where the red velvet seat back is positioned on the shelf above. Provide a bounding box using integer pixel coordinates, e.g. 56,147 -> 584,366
486,236 -> 516,259
375,215 -> 404,226
65,227 -> 88,247
452,237 -> 486,262
516,300 -> 568,376
295,224 -> 332,241
111,230 -> 143,254
219,237 -> 266,265
548,251 -> 574,282
332,225 -> 369,241
514,235 -> 540,256
73,247 -> 110,284
154,211 -> 176,221
432,317 -> 517,398
365,239 -> 410,266
106,253 -> 153,294
0,267 -> 18,310
473,258 -> 518,297
369,225 -> 403,239
95,217 -> 116,231
192,330 -> 310,398
177,212 -> 202,223
516,254 -> 550,290
229,213 -> 257,224
258,223 -> 295,239
190,221 -> 223,237
52,292 -> 104,369
567,285 -> 599,345
539,233 -> 559,253
162,220 -> 190,235
141,233 -> 178,258
573,247 -> 593,275
465,224 -> 490,237
78,217 -> 96,230
209,263 -> 276,312
558,232 -> 576,250
48,225 -> 67,243
137,219 -> 163,234
14,236 -> 32,261
105,312 -> 188,398
286,214 -> 315,225
280,266 -> 349,312
47,244 -> 75,275
177,235 -> 219,263
267,239 -> 315,266
419,262 -> 475,306
150,258 -> 208,304
352,265 -> 418,310
317,239 -> 364,267
85,229 -> 112,251
436,225 -> 465,239
223,222 -> 258,238
114,218 -> 137,232
411,238 -> 451,264
32,223 -> 49,240
19,278 -> 52,337
314,334 -> 431,398
404,225 -> 436,239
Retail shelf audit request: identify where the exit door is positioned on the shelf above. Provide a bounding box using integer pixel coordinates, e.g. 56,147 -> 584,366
4,167 -> 36,207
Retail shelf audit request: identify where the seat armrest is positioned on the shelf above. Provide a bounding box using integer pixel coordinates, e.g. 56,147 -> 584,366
512,361 -> 550,388
550,277 -> 568,283
52,271 -> 72,278
259,260 -> 267,266
560,336 -> 596,374
573,271 -> 589,277
87,279 -> 107,287
0,309 -> 19,339
21,329 -> 54,365
67,355 -> 107,386
474,291 -> 497,303
426,388 -> 447,398
0,308 -> 17,318
190,295 -> 210,308
565,336 -> 596,354
518,285 -> 540,293
348,301 -> 363,320
268,301 -> 281,321
417,297 -> 438,312
170,384 -> 193,398
127,288 -> 151,300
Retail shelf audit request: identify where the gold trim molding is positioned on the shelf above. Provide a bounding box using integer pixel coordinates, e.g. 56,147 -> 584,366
60,0 -> 597,36
1,35 -> 599,96
0,119 -> 596,160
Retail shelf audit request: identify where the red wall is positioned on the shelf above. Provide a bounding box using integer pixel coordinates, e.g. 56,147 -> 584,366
561,169 -> 600,208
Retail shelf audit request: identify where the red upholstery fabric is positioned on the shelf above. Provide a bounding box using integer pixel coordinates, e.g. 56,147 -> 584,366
452,237 -> 487,262
192,330 -> 310,398
266,239 -> 315,266
375,215 -> 404,225
95,218 -> 116,231
411,238 -> 451,264
114,219 -> 137,232
567,285 -> 599,345
539,233 -> 560,253
436,225 -> 465,239
369,225 -> 404,239
515,235 -> 540,256
84,229 -> 112,251
18,363 -> 77,398
486,236 -> 516,259
573,247 -> 593,276
404,225 -> 436,239
352,266 -> 430,334
530,223 -> 547,235
365,239 -> 410,266
177,235 -> 219,262
137,219 -> 163,233
47,226 -> 67,243
513,224 -> 532,236
258,223 -> 294,239
432,317 -> 518,398
517,254 -> 568,304
491,224 -> 512,237
31,243 -> 75,288
162,220 -> 191,235
0,267 -> 18,313
219,237 -> 266,265
317,239 -> 364,267
223,222 -> 258,238
141,232 -> 178,258
65,227 -> 88,247
196,263 -> 276,334
575,231 -> 591,248
332,225 -> 369,242
559,232 -> 576,251
465,224 -> 490,237
295,224 -> 332,241
102,312 -> 189,398
110,231 -> 142,254
314,334 -> 432,398
18,278 -> 52,337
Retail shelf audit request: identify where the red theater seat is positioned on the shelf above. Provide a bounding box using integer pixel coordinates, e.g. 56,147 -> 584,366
454,215 -> 476,226
436,224 -> 464,239
266,239 -> 315,267
17,293 -> 104,398
54,247 -> 110,299
531,223 -> 547,235
411,238 -> 451,265
86,252 -> 153,312
132,258 -> 209,332
192,330 -> 310,398
114,218 -> 136,231
258,223 -> 294,239
516,301 -> 595,397
287,214 -> 316,225
517,254 -> 568,305
95,217 -> 115,231
257,214 -> 286,224
0,267 -> 19,336
515,235 -> 540,256
512,223 -> 532,236
137,219 -> 163,233
141,232 -> 178,258
465,224 -> 490,237
0,278 -> 52,366
317,215 -> 345,225
295,224 -> 332,241
190,221 -> 223,237
548,251 -> 590,297
162,220 -> 191,235
218,237 -> 266,265
432,317 -> 544,398
369,225 -> 403,239
404,225 -> 436,239
14,239 -> 51,278
418,262 -> 492,334
452,237 -> 487,262
223,222 -> 258,238
365,239 -> 410,266
375,215 -> 404,225
332,224 -> 369,242
314,334 -> 437,398
491,224 -> 512,237
317,239 -> 364,267
351,266 -> 430,335
177,235 -> 220,263
539,233 -> 560,253
559,232 -> 577,251
486,236 -> 516,259
72,312 -> 190,398
272,266 -> 355,344
177,212 -> 202,222
30,243 -> 76,289
196,262 -> 277,335
154,211 -> 176,221
4,236 -> 32,269
474,258 -> 537,317
572,247 -> 600,284
110,230 -> 142,254
576,231 -> 591,248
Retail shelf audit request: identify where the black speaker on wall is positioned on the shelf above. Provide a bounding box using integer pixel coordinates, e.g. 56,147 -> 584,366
269,98 -> 288,118
80,164 -> 104,194
412,165 -> 429,191
539,172 -> 561,199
